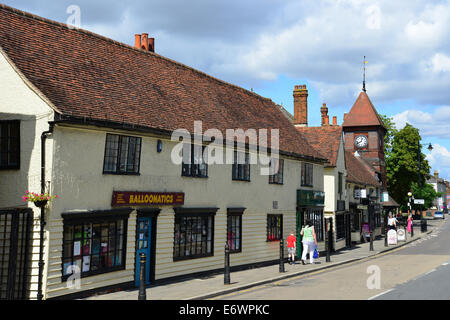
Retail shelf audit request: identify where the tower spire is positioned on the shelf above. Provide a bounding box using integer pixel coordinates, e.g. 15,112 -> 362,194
362,56 -> 367,92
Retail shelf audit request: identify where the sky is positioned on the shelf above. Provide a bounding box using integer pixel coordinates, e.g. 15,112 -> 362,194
3,0 -> 450,180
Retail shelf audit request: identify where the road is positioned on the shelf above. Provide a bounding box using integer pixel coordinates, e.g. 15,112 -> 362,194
212,218 -> 450,300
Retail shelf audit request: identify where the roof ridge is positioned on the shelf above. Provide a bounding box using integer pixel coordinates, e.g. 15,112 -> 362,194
0,3 -> 272,105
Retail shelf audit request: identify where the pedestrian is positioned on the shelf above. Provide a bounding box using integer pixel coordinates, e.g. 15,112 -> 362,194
300,219 -> 318,265
387,213 -> 397,231
286,232 -> 296,265
407,213 -> 413,233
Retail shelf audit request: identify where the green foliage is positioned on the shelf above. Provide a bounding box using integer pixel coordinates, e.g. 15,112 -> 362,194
380,119 -> 431,209
411,182 -> 443,210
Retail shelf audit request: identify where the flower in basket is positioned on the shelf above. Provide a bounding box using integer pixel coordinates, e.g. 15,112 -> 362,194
22,191 -> 59,205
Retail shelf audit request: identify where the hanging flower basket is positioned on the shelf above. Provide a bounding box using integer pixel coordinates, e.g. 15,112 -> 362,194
34,200 -> 48,208
22,191 -> 59,208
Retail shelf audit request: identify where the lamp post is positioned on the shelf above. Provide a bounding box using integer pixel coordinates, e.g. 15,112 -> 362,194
417,141 -> 433,232
408,192 -> 414,237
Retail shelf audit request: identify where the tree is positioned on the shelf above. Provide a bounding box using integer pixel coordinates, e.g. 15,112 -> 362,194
410,182 -> 442,210
379,114 -> 397,157
384,123 -> 431,210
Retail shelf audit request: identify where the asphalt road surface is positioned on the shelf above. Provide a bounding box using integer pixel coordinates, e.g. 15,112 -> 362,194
212,218 -> 450,300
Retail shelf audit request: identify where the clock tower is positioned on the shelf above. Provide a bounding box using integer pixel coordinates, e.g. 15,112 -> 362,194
342,91 -> 387,189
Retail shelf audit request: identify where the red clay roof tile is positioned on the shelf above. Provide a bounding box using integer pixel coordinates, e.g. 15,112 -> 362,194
0,4 -> 326,162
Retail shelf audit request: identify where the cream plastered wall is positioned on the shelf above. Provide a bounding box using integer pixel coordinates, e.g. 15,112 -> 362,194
44,124 -> 325,298
0,49 -> 55,299
323,137 -> 347,251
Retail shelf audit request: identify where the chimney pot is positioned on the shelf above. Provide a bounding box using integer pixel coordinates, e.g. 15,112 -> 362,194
321,103 -> 329,126
325,116 -> 330,125
333,116 -> 337,125
142,33 -> 149,51
135,34 -> 142,49
148,38 -> 155,52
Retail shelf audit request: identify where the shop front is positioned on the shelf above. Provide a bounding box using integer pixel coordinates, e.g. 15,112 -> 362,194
296,190 -> 325,257
111,191 -> 184,287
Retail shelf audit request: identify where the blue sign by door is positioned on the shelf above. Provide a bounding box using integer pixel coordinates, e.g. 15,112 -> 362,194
135,217 -> 151,287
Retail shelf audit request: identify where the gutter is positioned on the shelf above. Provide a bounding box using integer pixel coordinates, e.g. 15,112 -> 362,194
37,123 -> 54,301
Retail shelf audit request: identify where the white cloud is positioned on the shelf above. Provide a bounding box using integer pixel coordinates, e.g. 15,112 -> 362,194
426,144 -> 450,181
392,106 -> 450,139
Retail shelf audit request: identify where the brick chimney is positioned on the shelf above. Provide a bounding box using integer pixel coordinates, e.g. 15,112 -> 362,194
134,34 -> 155,52
321,103 -> 329,126
434,170 -> 439,179
293,85 -> 308,127
333,116 -> 338,126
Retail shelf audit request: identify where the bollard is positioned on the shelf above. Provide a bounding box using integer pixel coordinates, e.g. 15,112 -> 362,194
370,230 -> 374,251
138,253 -> 147,301
326,218 -> 331,263
411,219 -> 414,237
224,242 -> 231,285
279,238 -> 285,273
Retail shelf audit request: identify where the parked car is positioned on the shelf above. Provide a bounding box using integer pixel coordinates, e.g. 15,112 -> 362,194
434,211 -> 444,219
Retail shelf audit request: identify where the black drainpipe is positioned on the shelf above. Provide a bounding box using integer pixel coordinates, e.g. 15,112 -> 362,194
37,123 -> 54,301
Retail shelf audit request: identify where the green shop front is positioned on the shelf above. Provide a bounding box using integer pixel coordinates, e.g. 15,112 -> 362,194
296,190 -> 325,257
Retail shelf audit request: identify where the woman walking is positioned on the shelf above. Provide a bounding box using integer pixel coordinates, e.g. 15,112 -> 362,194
387,213 -> 398,231
300,219 -> 318,265
407,213 -> 413,233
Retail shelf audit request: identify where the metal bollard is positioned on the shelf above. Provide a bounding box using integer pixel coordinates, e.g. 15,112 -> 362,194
279,238 -> 285,273
224,243 -> 231,285
411,220 -> 414,237
138,253 -> 147,301
370,231 -> 374,251
326,219 -> 331,263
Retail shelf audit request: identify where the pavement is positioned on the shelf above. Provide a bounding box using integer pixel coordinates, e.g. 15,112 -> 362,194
84,218 -> 446,300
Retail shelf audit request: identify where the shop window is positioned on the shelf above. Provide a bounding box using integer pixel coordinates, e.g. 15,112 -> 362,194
303,209 -> 324,241
103,133 -> 141,174
227,210 -> 243,253
181,144 -> 208,178
301,162 -> 313,187
267,214 -> 283,241
335,214 -> 345,240
232,151 -> 250,181
269,158 -> 284,185
173,213 -> 214,261
0,120 -> 20,170
62,217 -> 127,280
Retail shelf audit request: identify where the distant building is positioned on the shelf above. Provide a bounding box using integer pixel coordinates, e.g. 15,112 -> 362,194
427,170 -> 447,210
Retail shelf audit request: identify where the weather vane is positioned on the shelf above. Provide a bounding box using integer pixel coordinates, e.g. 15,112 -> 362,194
363,56 -> 368,92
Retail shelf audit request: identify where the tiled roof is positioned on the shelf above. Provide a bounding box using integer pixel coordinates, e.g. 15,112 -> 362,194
342,91 -> 386,130
296,126 -> 343,167
0,4 -> 326,162
344,151 -> 380,186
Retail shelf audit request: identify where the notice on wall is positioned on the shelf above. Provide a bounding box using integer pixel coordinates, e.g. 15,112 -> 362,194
82,256 -> 90,272
388,230 -> 398,245
74,241 -> 81,256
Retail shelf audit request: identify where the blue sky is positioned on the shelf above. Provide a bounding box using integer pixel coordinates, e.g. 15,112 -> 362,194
3,0 -> 450,180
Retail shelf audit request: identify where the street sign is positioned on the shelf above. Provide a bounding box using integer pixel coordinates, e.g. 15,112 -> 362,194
382,192 -> 389,203
414,199 -> 425,205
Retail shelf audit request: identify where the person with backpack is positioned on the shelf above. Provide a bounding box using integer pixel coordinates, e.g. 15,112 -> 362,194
300,219 -> 318,265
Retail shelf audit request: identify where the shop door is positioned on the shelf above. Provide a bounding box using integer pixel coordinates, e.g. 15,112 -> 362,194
135,217 -> 151,287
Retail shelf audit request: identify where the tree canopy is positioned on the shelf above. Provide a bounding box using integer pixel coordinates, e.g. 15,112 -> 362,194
380,118 -> 432,210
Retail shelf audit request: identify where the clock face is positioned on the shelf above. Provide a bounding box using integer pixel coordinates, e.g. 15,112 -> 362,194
355,135 -> 368,148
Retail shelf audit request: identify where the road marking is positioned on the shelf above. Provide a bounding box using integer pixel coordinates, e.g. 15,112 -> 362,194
442,262 -> 449,266
368,289 -> 394,300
